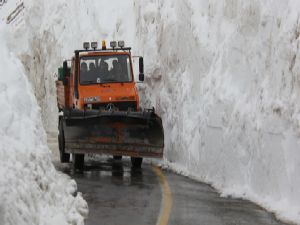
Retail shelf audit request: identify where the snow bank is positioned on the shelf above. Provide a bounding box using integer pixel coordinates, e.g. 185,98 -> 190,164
0,28 -> 87,225
134,0 -> 300,223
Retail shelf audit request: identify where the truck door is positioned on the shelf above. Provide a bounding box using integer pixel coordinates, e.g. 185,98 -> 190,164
69,59 -> 75,108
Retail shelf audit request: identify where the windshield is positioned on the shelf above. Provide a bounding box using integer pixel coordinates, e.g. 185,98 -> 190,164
80,54 -> 132,84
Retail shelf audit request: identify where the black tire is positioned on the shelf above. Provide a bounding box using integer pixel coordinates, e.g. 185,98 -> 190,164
113,155 -> 122,160
58,119 -> 70,163
73,154 -> 85,171
131,157 -> 143,168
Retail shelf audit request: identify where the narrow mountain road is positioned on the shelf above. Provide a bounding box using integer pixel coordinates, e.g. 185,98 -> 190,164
54,156 -> 288,225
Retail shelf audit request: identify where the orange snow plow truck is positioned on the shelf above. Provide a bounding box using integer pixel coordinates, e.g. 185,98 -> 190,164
56,41 -> 164,170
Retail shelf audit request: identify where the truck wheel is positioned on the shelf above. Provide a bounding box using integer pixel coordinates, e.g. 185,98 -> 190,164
113,155 -> 122,160
73,154 -> 84,171
58,119 -> 70,163
131,157 -> 143,168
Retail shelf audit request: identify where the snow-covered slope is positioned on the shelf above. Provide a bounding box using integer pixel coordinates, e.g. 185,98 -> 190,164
134,0 -> 300,223
3,0 -> 300,224
0,14 -> 87,225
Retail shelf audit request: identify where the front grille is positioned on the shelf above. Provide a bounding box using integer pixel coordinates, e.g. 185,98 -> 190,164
91,101 -> 137,111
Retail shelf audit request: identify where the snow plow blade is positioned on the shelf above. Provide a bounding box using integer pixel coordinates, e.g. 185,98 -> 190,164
62,109 -> 164,158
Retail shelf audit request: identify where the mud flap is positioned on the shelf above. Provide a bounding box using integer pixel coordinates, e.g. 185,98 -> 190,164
62,109 -> 164,158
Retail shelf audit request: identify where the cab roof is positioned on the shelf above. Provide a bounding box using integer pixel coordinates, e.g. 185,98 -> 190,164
79,50 -> 131,57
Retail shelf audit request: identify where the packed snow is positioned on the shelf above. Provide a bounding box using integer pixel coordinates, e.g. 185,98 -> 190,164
0,3 -> 88,225
2,0 -> 300,224
134,0 -> 300,223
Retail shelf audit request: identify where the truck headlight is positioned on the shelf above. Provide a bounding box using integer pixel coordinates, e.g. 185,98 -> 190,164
110,41 -> 117,48
84,96 -> 100,103
83,42 -> 90,50
91,42 -> 98,50
118,40 -> 125,48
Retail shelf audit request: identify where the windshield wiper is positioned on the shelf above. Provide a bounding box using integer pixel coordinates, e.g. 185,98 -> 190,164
102,79 -> 117,82
81,80 -> 97,84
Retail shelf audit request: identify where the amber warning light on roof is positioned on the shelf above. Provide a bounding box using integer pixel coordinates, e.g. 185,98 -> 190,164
102,40 -> 106,50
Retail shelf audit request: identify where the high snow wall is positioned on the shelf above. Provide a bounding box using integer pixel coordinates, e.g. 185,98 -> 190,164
134,0 -> 300,223
0,29 -> 87,225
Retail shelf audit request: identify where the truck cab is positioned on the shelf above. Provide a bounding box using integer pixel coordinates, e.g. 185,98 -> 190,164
74,51 -> 140,111
59,41 -> 144,113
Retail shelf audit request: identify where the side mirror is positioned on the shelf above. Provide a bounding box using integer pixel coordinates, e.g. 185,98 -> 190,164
63,60 -> 68,75
61,61 -> 68,85
139,57 -> 144,74
139,57 -> 144,82
139,73 -> 144,82
63,61 -> 68,71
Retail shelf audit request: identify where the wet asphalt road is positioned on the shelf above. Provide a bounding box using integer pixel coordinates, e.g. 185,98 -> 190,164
57,157 -> 288,225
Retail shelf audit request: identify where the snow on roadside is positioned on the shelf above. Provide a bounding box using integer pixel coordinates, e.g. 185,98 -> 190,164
0,28 -> 88,225
134,0 -> 300,224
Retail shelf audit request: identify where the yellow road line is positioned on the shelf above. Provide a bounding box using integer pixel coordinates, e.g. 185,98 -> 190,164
153,166 -> 173,225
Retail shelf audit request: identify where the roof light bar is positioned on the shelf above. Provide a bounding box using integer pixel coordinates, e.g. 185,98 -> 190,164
83,42 -> 90,50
